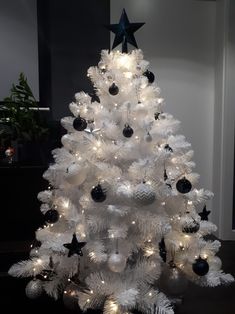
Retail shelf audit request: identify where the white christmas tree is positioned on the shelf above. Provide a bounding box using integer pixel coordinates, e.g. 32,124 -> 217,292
9,10 -> 234,314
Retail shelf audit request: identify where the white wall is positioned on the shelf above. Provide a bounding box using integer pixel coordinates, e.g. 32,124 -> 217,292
0,0 -> 39,100
111,0 -> 216,199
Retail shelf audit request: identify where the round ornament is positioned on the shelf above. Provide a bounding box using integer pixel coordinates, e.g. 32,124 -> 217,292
44,208 -> 59,223
192,257 -> 209,276
65,163 -> 87,186
108,252 -> 126,272
122,124 -> 134,138
133,182 -> 156,205
91,184 -> 106,202
73,116 -> 87,131
63,282 -> 81,311
25,279 -> 44,299
159,263 -> 188,297
208,256 -> 222,271
176,177 -> 192,194
143,70 -> 155,83
109,83 -> 119,95
5,146 -> 15,157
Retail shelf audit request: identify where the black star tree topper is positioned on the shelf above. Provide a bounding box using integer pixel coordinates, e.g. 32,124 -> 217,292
107,9 -> 145,53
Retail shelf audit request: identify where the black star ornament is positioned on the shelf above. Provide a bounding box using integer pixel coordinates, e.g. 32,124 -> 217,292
107,9 -> 145,53
63,233 -> 86,257
198,205 -> 211,221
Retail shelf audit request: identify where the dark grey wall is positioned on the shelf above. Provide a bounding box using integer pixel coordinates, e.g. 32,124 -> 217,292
38,0 -> 110,120
0,0 -> 39,100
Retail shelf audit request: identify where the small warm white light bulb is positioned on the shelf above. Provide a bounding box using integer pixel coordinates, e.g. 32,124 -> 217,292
132,221 -> 136,225
149,292 -> 152,296
101,280 -> 105,284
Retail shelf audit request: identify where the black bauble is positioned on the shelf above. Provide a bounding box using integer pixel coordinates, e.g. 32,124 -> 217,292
73,116 -> 87,131
45,209 -> 59,223
91,184 -> 106,202
176,177 -> 192,194
182,222 -> 200,234
192,257 -> 209,276
109,83 -> 119,95
123,124 -> 134,138
143,70 -> 155,83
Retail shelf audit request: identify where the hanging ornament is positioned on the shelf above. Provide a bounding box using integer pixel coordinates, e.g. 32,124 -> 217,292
63,282 -> 82,311
145,132 -> 152,142
108,252 -> 126,272
73,116 -> 87,131
89,92 -> 100,103
63,233 -> 86,257
44,207 -> 59,223
164,144 -> 173,153
198,205 -> 211,221
192,256 -> 209,276
208,256 -> 222,271
25,279 -> 44,299
122,124 -> 134,138
5,146 -> 15,163
155,112 -> 161,120
133,182 -> 156,205
91,184 -> 106,202
182,220 -> 200,234
159,262 -> 188,297
143,70 -> 155,83
159,238 -> 167,262
109,83 -> 119,95
176,177 -> 192,194
65,163 -> 87,186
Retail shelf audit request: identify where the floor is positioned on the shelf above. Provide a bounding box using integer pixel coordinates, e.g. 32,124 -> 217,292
0,240 -> 235,314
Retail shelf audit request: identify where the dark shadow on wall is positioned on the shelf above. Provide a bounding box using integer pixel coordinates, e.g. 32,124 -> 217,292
37,0 -> 110,121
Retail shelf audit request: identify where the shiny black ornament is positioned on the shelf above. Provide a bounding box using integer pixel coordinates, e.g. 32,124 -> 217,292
106,9 -> 145,53
109,83 -> 119,95
159,238 -> 167,262
176,177 -> 192,194
44,209 -> 59,223
89,92 -> 100,103
192,257 -> 209,276
199,205 -> 211,221
73,116 -> 87,131
164,144 -> 173,153
123,124 -> 134,138
63,233 -> 86,257
143,70 -> 155,83
182,221 -> 200,234
91,184 -> 106,202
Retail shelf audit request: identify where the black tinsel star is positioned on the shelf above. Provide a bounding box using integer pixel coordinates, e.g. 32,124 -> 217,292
63,233 -> 86,257
198,205 -> 211,221
107,9 -> 145,53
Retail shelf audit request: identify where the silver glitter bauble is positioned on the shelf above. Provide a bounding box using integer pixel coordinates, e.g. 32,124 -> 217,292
25,279 -> 44,299
63,282 -> 81,311
108,252 -> 126,272
133,183 -> 156,205
159,264 -> 188,297
208,256 -> 222,271
65,163 -> 87,186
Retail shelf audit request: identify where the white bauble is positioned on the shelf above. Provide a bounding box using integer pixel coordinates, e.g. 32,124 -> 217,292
133,183 -> 156,205
65,163 -> 87,186
25,279 -> 44,299
108,252 -> 126,272
208,256 -> 222,271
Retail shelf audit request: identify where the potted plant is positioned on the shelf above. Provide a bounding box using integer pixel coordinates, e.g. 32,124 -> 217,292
0,73 -> 49,164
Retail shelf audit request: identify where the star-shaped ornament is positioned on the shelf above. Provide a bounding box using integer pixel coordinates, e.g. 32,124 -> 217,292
63,233 -> 86,257
107,9 -> 145,53
198,205 -> 211,221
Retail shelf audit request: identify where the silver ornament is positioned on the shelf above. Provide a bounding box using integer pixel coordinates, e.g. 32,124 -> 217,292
159,264 -> 188,297
108,252 -> 126,272
65,163 -> 87,186
25,279 -> 44,299
133,183 -> 156,205
63,282 -> 80,311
